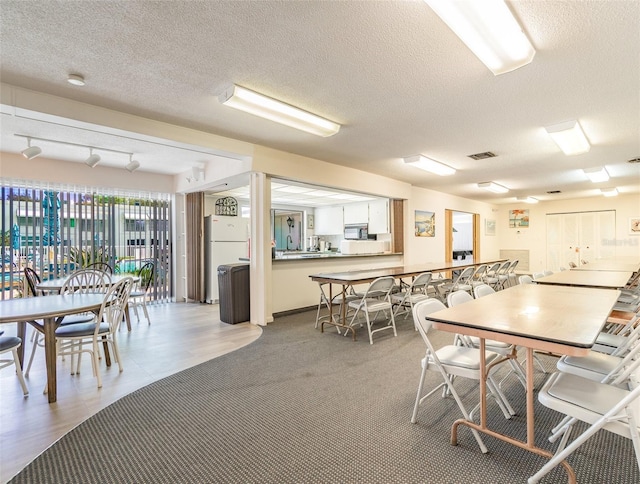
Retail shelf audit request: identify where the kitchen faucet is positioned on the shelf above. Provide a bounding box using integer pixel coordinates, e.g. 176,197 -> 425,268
286,234 -> 293,250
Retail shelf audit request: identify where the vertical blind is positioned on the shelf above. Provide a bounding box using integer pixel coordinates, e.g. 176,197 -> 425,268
1,180 -> 172,302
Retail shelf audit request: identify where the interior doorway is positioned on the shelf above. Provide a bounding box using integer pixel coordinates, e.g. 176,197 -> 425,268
445,210 -> 480,262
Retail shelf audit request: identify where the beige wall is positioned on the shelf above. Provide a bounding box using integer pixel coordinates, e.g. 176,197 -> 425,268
496,194 -> 640,273
2,84 -> 637,314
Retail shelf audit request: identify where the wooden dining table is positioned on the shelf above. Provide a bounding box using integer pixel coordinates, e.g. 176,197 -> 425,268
0,293 -> 106,403
424,284 -> 621,483
534,269 -> 633,290
309,258 -> 506,338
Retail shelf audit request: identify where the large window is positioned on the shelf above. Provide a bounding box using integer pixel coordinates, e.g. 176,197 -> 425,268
1,183 -> 172,302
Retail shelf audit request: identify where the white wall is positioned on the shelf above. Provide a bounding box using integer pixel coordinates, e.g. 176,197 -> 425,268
1,152 -> 174,193
496,194 -> 640,273
405,186 -> 501,265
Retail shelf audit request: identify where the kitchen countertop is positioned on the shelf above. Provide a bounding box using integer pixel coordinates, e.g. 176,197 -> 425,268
272,251 -> 401,260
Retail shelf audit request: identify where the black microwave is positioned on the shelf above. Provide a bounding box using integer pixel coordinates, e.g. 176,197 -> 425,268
344,224 -> 368,240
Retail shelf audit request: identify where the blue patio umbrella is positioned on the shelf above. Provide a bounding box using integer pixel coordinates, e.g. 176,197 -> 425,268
42,191 -> 60,246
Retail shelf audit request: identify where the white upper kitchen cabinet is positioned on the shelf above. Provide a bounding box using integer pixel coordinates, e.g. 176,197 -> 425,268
368,199 -> 389,234
314,205 -> 344,235
343,202 -> 369,225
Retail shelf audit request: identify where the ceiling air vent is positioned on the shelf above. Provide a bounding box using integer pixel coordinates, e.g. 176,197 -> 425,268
546,190 -> 562,194
628,157 -> 640,164
467,151 -> 497,160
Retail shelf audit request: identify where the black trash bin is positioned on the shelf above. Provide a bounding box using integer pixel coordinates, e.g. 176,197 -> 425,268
217,263 -> 250,324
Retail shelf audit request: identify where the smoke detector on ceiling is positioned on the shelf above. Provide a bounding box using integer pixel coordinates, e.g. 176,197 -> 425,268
467,151 -> 496,160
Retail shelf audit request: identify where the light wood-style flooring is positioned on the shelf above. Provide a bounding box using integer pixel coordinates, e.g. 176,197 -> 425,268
0,302 -> 262,483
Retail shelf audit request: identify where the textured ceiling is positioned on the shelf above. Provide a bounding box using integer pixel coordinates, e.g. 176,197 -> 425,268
0,0 -> 639,203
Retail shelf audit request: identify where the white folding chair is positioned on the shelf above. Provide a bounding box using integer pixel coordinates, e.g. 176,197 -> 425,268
410,299 -> 515,455
519,275 -> 534,285
391,272 -> 432,320
347,276 -> 397,344
506,259 -> 519,287
483,262 -> 501,288
530,373 -> 640,483
470,264 -> 488,288
447,290 -> 527,390
473,283 -> 495,299
495,260 -> 512,290
441,266 -> 475,298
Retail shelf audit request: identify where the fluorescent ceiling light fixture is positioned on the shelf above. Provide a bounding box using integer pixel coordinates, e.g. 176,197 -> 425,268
545,120 -> 590,155
424,0 -> 535,75
404,155 -> 456,176
583,167 -> 609,183
516,196 -> 538,204
21,138 -> 42,160
85,148 -> 101,168
67,74 -> 85,86
126,155 -> 140,172
478,181 -> 509,193
218,85 -> 340,137
601,188 -> 618,197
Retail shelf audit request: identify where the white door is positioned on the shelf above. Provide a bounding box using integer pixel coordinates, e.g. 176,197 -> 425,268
546,210 -> 616,270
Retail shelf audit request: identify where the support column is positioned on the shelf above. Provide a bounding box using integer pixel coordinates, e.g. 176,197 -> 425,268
249,172 -> 273,325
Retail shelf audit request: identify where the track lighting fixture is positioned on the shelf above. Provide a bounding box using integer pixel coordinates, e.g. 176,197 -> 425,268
21,138 -> 42,160
15,134 -> 142,172
126,155 -> 141,172
85,148 -> 101,168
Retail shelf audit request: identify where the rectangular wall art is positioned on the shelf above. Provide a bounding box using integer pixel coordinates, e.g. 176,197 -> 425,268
509,209 -> 529,228
415,210 -> 435,237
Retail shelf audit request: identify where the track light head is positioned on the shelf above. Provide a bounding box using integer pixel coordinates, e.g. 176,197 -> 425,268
126,159 -> 141,172
21,138 -> 42,160
85,149 -> 101,168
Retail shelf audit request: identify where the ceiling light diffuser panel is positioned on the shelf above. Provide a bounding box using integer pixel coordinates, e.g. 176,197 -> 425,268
478,181 -> 509,193
545,120 -> 590,155
218,85 -> 340,137
424,0 -> 535,75
404,155 -> 456,176
583,167 -> 609,183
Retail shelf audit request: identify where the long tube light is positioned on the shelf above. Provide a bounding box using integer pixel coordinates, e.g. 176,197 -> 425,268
478,181 -> 509,193
545,120 -> 591,155
583,167 -> 609,183
404,155 -> 456,176
425,0 -> 535,75
218,85 -> 340,137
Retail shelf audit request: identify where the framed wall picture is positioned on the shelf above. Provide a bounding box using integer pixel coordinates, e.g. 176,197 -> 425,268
415,210 -> 435,237
629,217 -> 640,235
485,219 -> 496,236
509,209 -> 529,228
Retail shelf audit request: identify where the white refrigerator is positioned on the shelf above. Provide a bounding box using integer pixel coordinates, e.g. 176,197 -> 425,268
204,215 -> 249,304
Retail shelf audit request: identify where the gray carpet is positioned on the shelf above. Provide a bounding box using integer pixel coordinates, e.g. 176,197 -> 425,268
10,311 -> 638,483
